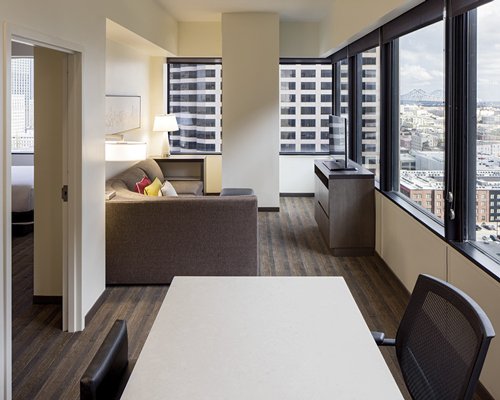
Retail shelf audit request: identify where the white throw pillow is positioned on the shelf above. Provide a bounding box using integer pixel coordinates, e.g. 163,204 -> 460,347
160,180 -> 178,197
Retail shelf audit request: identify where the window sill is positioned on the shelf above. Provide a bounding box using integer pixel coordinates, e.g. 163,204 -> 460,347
171,152 -> 221,156
279,152 -> 329,156
451,241 -> 500,283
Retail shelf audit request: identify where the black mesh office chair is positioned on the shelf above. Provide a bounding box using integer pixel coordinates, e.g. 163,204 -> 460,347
372,274 -> 495,400
80,319 -> 131,400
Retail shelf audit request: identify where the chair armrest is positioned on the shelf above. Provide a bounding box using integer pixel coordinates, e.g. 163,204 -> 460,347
371,331 -> 396,346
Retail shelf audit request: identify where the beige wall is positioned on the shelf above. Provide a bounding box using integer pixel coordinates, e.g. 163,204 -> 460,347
376,191 -> 500,398
222,13 -> 280,208
33,47 -> 65,297
319,0 -> 423,56
280,22 -> 320,58
178,22 -> 222,57
177,21 -> 320,58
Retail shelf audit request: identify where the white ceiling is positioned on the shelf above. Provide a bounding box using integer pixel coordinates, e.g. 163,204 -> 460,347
155,0 -> 332,22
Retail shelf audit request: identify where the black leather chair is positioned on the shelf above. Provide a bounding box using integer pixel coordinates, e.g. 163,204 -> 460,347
372,274 -> 495,400
80,319 -> 131,400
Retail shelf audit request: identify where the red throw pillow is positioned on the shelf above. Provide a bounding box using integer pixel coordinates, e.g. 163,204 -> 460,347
135,176 -> 151,194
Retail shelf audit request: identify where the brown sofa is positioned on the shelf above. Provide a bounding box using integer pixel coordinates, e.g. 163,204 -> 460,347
105,159 -> 258,284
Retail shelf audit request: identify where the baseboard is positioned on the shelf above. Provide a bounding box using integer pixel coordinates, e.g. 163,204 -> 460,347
280,193 -> 314,197
476,382 -> 495,400
33,295 -> 62,305
84,290 -> 107,326
258,207 -> 279,212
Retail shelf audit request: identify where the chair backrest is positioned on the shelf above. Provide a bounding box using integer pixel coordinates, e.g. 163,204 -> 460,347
80,319 -> 129,400
395,274 -> 495,400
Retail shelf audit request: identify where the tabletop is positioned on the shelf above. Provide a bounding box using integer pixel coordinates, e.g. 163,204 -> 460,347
121,276 -> 403,400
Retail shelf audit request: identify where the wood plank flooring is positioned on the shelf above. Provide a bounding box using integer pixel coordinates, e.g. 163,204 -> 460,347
11,197 -> 488,399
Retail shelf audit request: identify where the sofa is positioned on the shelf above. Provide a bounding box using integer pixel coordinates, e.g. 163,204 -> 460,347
105,159 -> 258,284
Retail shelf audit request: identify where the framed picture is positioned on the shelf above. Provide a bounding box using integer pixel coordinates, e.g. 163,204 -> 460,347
105,95 -> 141,135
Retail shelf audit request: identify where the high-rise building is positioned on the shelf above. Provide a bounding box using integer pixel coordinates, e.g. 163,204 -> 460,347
168,62 -> 222,153
279,63 -> 332,153
11,57 -> 34,152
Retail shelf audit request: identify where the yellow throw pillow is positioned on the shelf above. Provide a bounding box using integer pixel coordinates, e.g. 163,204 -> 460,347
144,177 -> 162,196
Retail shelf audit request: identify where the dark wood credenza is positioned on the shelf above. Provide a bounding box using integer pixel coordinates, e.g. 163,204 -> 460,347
314,159 -> 375,256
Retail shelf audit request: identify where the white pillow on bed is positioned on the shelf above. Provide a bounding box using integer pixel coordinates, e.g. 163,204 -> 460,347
158,180 -> 178,197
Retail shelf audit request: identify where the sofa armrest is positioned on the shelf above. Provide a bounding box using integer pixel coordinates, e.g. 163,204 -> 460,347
106,196 -> 258,284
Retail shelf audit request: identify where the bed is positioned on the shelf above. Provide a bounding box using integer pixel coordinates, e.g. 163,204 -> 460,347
12,165 -> 34,236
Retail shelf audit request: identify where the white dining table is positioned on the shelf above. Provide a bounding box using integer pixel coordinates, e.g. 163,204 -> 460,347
121,276 -> 404,400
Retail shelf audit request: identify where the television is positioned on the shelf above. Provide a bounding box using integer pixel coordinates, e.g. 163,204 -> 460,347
323,114 -> 356,171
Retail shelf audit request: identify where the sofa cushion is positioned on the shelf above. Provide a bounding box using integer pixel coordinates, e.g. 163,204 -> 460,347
135,176 -> 151,194
144,177 -> 162,196
160,180 -> 178,197
171,181 -> 203,196
135,159 -> 164,182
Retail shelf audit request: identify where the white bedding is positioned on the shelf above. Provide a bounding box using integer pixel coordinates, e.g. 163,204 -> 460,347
12,166 -> 34,212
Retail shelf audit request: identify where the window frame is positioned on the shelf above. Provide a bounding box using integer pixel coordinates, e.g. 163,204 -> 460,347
326,0 -> 500,281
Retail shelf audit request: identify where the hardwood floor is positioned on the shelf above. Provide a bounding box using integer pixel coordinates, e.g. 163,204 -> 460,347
11,197 -> 488,399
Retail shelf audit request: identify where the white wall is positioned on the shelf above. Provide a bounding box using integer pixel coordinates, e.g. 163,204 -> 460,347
279,155 -> 329,194
376,191 -> 500,398
105,38 -> 165,179
1,1 -> 177,397
221,13 -> 280,208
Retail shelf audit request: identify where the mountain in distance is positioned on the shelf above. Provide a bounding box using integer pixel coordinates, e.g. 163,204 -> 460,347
401,89 -> 444,102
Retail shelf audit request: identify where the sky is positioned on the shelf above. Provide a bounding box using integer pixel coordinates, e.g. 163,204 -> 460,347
398,0 -> 500,102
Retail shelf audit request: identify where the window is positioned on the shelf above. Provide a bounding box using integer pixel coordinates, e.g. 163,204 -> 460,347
474,0 -> 500,248
168,61 -> 222,153
338,59 -> 349,125
360,48 -> 380,178
11,57 -> 34,153
279,62 -> 332,153
397,21 -> 445,220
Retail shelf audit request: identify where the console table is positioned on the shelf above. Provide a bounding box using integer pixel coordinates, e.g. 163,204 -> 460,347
153,155 -> 206,194
314,159 -> 375,256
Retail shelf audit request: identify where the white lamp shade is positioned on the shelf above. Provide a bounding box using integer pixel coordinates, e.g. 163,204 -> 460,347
105,141 -> 147,161
153,114 -> 178,132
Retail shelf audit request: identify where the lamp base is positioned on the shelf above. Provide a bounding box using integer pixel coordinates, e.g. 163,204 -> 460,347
161,132 -> 171,157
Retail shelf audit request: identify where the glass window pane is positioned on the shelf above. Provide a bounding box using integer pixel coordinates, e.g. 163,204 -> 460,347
360,48 -> 380,179
168,63 -> 222,153
339,59 -> 349,127
279,63 -> 332,153
11,57 -> 34,153
398,21 -> 445,220
474,1 -> 500,248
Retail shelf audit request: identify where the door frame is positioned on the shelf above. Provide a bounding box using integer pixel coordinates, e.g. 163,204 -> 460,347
1,22 -> 83,400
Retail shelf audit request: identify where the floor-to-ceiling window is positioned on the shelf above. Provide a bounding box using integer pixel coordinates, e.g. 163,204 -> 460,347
397,20 -> 445,220
473,0 -> 500,249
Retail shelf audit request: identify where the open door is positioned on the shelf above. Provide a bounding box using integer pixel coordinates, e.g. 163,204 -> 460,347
33,47 -> 67,329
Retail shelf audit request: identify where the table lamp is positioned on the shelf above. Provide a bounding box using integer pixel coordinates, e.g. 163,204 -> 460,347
153,114 -> 179,157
